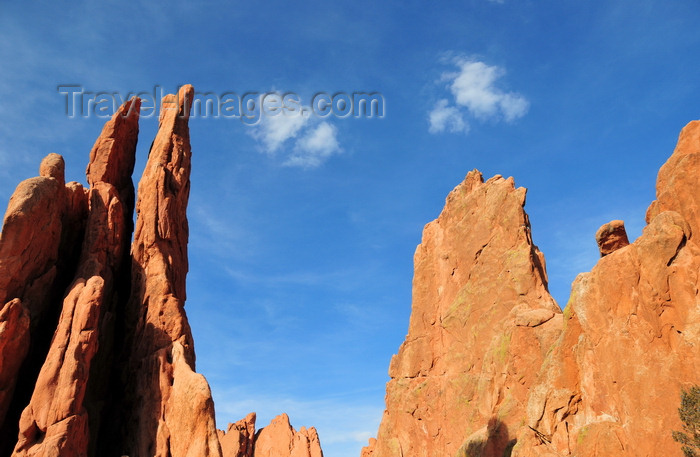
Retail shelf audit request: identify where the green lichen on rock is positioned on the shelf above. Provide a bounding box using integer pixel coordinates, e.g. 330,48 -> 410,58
497,332 -> 512,363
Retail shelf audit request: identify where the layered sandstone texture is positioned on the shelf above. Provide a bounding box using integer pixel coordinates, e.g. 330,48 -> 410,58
364,122 -> 700,457
0,87 -> 323,457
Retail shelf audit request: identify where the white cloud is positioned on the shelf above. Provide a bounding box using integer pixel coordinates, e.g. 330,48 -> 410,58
250,111 -> 311,154
428,99 -> 469,134
285,122 -> 341,168
449,61 -> 503,118
249,110 -> 342,168
449,58 -> 529,120
428,56 -> 529,134
499,92 -> 530,121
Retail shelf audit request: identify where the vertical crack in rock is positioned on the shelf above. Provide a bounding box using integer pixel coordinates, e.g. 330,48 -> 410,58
120,85 -> 222,457
11,98 -> 140,457
0,85 -> 325,457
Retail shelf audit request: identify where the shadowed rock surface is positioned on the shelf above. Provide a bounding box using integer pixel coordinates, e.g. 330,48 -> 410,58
0,88 -> 323,457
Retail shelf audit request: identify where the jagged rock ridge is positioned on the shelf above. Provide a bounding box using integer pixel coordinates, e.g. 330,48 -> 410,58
363,122 -> 700,456
362,171 -> 563,457
217,413 -> 323,457
3,83 -> 697,457
0,87 -> 324,457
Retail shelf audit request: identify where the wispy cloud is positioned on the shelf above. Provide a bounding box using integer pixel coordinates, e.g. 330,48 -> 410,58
189,204 -> 259,262
428,99 -> 469,134
224,266 -> 351,287
248,108 -> 342,168
250,111 -> 312,153
428,56 -> 529,134
285,122 -> 341,168
448,59 -> 529,120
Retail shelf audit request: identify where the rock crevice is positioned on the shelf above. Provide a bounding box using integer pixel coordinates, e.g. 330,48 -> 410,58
0,87 -> 323,457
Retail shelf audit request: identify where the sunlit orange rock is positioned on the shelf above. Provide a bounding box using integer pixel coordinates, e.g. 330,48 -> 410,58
366,121 -> 700,457
0,154 -> 67,439
595,219 -> 630,256
120,85 -> 222,457
0,156 -> 65,314
365,171 -> 563,457
252,414 -> 323,457
219,412 -> 257,457
512,121 -> 700,457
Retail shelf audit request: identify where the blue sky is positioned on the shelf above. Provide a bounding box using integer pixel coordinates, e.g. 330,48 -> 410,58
2,1 -> 700,456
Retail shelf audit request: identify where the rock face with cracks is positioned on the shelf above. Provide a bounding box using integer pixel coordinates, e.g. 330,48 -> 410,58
362,171 -> 563,457
2,83 -> 698,457
364,121 -> 700,457
511,122 -> 700,457
219,413 -> 257,457
0,88 -> 323,457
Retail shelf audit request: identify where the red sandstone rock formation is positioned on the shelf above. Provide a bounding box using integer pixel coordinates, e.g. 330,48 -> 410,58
219,413 -> 323,457
0,154 -> 67,377
365,121 -> 700,457
363,171 -> 563,457
0,153 -> 71,451
13,187 -> 125,455
595,219 -> 630,256
11,97 -> 140,456
0,299 -> 29,430
0,88 -> 322,457
511,121 -> 700,456
118,84 -> 223,457
219,413 -> 257,457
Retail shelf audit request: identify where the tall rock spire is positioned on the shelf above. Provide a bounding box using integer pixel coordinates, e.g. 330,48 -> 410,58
363,171 -> 563,457
12,98 -> 140,457
121,85 -> 222,457
0,85 -> 324,457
